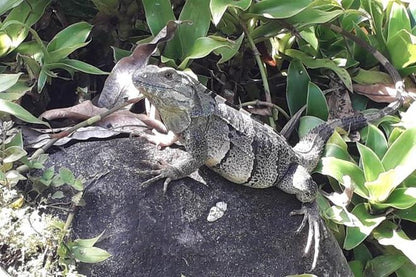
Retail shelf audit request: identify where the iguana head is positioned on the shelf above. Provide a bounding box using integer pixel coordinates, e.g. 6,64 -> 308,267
133,65 -> 215,133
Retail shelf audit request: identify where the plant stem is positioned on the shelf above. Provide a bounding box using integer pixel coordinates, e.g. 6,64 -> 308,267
240,18 -> 276,128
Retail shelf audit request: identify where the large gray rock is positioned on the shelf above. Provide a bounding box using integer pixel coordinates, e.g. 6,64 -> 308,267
48,138 -> 352,276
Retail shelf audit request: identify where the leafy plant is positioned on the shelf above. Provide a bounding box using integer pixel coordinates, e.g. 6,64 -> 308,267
315,103 -> 416,275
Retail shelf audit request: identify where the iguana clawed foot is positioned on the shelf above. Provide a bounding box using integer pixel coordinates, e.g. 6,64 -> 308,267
290,201 -> 321,271
137,160 -> 182,193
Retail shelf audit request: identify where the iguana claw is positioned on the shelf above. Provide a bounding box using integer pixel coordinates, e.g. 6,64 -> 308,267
137,160 -> 181,193
290,201 -> 321,271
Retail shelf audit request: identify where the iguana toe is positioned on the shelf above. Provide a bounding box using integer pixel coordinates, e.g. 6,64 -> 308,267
290,201 -> 321,271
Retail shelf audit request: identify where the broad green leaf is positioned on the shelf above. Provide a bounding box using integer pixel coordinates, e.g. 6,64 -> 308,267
71,179 -> 84,191
51,59 -> 108,75
72,231 -> 105,247
322,205 -> 361,227
111,46 -> 131,62
387,30 -> 416,69
176,0 -> 210,60
47,42 -> 89,62
353,243 -> 372,264
382,128 -> 416,180
396,261 -> 416,277
306,82 -> 328,120
178,36 -> 236,69
91,0 -> 118,14
352,69 -> 392,85
210,0 -> 251,25
395,204 -> 416,223
348,260 -> 364,277
0,0 -> 23,16
0,73 -> 22,91
373,221 -> 416,266
47,22 -> 92,54
287,4 -> 343,26
365,124 -> 388,159
298,116 -> 323,138
51,191 -> 64,199
365,169 -> 403,203
3,0 -> 50,51
387,2 -> 411,42
71,246 -> 111,263
299,26 -> 318,52
5,131 -> 23,148
387,127 -> 404,146
375,188 -> 416,210
251,0 -> 311,19
364,254 -> 406,277
0,80 -> 32,101
59,167 -> 75,184
142,0 -> 175,35
3,146 -> 27,163
285,49 -> 352,92
213,33 -> 244,64
0,98 -> 48,126
286,60 -> 310,116
344,203 -> 385,250
357,143 -> 384,182
321,157 -> 368,198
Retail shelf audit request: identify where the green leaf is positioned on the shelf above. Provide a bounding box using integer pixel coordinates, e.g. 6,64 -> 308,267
51,191 -> 64,199
365,124 -> 388,159
344,203 -> 385,250
286,3 -> 343,26
210,0 -> 251,25
348,260 -> 364,277
353,243 -> 372,264
178,35 -> 238,69
176,0 -> 211,60
387,2 -> 411,42
111,46 -> 131,62
386,30 -> 416,69
47,42 -> 89,62
377,188 -> 416,210
71,246 -> 111,263
0,73 -> 22,91
306,82 -> 328,120
59,167 -> 75,184
213,33 -> 244,64
3,146 -> 27,163
365,169 -> 402,203
0,80 -> 32,101
142,0 -> 175,35
5,131 -> 23,148
51,59 -> 108,75
357,143 -> 384,182
0,98 -> 49,126
382,128 -> 416,182
251,0 -> 312,19
73,231 -> 105,247
373,221 -> 416,266
47,22 -> 92,60
71,179 -> 84,191
0,0 -> 23,16
286,60 -> 310,116
364,254 -> 406,277
395,205 -> 416,223
298,116 -> 324,138
352,69 -> 392,85
321,157 -> 368,198
285,49 -> 352,92
3,0 -> 50,51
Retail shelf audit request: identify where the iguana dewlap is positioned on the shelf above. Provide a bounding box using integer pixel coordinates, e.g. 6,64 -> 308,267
132,65 -> 402,270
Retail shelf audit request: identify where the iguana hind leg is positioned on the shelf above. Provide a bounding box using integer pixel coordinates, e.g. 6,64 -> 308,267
277,163 -> 321,270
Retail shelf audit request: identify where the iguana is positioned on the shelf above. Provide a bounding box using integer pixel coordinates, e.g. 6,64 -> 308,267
132,64 -> 403,270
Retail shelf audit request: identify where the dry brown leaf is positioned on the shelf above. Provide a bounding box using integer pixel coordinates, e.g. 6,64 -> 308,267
353,83 -> 416,103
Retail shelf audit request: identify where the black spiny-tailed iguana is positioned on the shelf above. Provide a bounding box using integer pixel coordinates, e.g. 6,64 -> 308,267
132,64 -> 403,270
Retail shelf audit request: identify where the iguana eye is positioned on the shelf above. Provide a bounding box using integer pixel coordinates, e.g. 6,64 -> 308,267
164,72 -> 173,80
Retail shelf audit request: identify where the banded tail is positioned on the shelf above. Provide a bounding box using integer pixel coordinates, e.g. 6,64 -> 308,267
293,98 -> 403,172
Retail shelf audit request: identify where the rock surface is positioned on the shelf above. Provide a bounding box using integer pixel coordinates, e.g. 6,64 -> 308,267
48,138 -> 352,276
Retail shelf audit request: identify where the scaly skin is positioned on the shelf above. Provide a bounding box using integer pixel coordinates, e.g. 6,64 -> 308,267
132,64 -> 402,270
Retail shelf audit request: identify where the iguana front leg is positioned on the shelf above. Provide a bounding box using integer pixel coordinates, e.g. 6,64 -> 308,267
141,153 -> 205,193
277,163 -> 321,270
